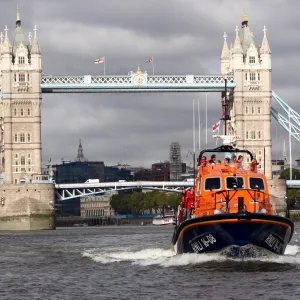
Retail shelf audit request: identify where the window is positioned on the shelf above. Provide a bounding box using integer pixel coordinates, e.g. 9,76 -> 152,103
16,168 -> 18,173
245,73 -> 248,80
250,73 -> 256,81
15,154 -> 18,158
15,160 -> 18,165
21,156 -> 25,165
257,73 -> 260,81
18,56 -> 25,64
13,108 -> 17,116
246,131 -> 249,139
28,160 -> 31,165
251,106 -> 254,114
27,108 -> 31,116
19,74 -> 25,82
28,168 -> 31,172
258,131 -> 261,139
14,134 -> 18,142
21,168 -> 26,172
14,74 -> 17,82
258,151 -> 262,155
205,177 -> 221,190
27,74 -> 30,82
14,179 -> 18,184
27,133 -> 31,142
251,131 -> 256,139
28,154 -> 31,158
20,108 -> 24,116
249,177 -> 265,190
257,107 -> 261,114
245,107 -> 248,114
249,56 -> 256,64
20,133 -> 25,142
226,177 -> 244,189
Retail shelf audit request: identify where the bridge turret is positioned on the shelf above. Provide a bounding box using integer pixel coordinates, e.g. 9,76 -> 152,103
232,26 -> 243,69
260,26 -> 271,70
221,32 -> 230,75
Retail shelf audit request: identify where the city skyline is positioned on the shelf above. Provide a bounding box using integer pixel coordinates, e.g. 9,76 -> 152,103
0,0 -> 299,168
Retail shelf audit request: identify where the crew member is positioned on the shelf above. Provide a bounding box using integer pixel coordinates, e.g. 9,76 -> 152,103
185,188 -> 194,220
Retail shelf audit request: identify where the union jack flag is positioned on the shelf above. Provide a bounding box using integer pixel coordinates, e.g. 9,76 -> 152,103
145,57 -> 153,63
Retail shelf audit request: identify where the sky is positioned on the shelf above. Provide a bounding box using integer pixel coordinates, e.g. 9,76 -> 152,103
0,0 -> 299,169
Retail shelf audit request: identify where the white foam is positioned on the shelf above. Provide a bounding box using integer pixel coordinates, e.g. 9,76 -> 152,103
82,243 -> 300,267
284,244 -> 300,255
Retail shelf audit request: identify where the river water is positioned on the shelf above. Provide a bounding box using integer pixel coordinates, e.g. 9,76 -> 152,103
0,224 -> 300,300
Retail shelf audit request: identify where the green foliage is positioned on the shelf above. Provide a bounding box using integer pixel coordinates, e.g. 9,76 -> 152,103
110,191 -> 181,214
279,168 -> 300,180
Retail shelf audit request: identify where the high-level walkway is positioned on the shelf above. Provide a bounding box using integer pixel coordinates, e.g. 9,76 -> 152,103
40,73 -> 235,93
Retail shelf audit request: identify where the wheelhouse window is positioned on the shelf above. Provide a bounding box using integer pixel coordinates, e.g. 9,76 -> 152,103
226,177 -> 244,189
205,177 -> 221,191
249,177 -> 265,190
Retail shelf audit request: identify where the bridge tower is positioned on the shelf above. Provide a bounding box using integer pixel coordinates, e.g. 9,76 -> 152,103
0,9 -> 42,184
221,12 -> 272,179
0,9 -> 55,230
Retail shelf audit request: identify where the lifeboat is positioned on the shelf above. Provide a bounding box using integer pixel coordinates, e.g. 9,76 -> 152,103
172,137 -> 294,257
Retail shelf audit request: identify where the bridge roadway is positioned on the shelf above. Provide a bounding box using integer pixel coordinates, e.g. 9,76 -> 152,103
55,181 -> 194,201
54,180 -> 300,201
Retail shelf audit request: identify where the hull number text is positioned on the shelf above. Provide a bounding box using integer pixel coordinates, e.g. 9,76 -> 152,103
264,233 -> 283,254
191,234 -> 216,253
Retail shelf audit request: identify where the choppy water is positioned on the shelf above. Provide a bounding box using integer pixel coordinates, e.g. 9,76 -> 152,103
0,224 -> 300,300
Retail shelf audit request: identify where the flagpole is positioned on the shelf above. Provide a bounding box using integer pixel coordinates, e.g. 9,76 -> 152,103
193,99 -> 195,153
198,98 -> 201,150
152,56 -> 154,75
205,93 -> 208,146
289,108 -> 292,180
104,57 -> 106,75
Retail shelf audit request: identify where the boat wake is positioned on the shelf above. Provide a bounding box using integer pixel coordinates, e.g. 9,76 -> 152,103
82,244 -> 300,267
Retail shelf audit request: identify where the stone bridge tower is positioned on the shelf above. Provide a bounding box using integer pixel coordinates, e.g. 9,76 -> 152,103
221,12 -> 272,179
0,9 -> 55,230
0,10 -> 42,184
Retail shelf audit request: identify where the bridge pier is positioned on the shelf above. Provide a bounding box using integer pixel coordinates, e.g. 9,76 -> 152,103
0,184 -> 55,230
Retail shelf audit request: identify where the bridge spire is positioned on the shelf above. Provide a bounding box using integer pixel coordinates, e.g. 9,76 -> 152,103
13,5 -> 25,52
30,25 -> 40,54
2,25 -> 10,49
16,5 -> 21,26
260,25 -> 271,54
242,9 -> 248,27
221,32 -> 229,58
232,26 -> 242,54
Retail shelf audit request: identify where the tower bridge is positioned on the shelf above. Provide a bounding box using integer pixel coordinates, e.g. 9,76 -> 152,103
0,9 -> 300,229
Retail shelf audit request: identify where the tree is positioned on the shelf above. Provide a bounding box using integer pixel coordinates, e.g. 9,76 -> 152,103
279,168 -> 300,180
110,191 -> 181,215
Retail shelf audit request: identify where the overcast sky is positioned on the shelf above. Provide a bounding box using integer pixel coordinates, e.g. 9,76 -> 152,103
1,0 -> 299,168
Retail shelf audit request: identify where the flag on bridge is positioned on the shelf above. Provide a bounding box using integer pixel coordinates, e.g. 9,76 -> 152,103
145,57 -> 153,63
221,106 -> 225,119
95,57 -> 105,64
212,121 -> 221,132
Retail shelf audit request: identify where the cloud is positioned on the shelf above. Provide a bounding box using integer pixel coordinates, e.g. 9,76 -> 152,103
1,0 -> 300,170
